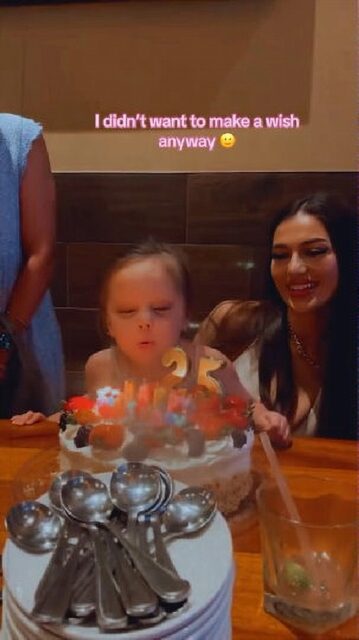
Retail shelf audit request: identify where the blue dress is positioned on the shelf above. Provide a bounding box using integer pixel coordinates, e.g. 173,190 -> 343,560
0,113 -> 64,413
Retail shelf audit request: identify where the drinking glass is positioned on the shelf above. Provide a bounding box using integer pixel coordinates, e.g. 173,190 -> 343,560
12,447 -> 61,502
256,475 -> 358,635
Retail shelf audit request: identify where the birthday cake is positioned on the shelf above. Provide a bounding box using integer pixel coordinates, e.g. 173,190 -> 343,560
59,384 -> 254,517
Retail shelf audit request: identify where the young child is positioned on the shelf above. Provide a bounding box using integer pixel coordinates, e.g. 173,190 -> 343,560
12,241 -> 290,446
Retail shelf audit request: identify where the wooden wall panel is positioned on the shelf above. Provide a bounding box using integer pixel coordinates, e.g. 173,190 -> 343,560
67,244 -> 130,308
187,172 -> 357,244
56,308 -> 102,370
184,245 -> 260,319
56,174 -> 187,243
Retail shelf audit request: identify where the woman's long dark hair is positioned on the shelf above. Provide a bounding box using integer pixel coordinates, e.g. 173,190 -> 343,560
258,192 -> 357,440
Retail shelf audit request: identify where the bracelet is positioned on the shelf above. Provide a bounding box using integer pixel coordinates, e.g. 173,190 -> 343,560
0,331 -> 14,351
246,400 -> 257,430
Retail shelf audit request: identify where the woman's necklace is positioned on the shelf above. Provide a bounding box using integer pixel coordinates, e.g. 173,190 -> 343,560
288,322 -> 320,370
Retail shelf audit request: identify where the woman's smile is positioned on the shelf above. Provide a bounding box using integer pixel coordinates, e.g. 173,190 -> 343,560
287,280 -> 317,298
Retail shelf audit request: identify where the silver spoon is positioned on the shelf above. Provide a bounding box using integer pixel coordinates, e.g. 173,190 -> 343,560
148,484 -> 216,577
95,467 -> 160,619
59,475 -> 127,631
109,461 -> 163,603
6,502 -> 79,623
136,466 -> 185,618
61,473 -> 191,603
137,466 -> 175,551
52,471 -> 108,619
139,467 -> 179,573
110,463 -> 162,543
162,487 -> 217,541
30,472 -> 92,623
69,545 -> 95,617
145,485 -> 216,604
120,465 -> 176,618
104,532 -> 159,618
49,469 -> 92,512
59,474 -> 158,623
43,471 -> 95,620
5,501 -> 63,553
148,466 -> 175,514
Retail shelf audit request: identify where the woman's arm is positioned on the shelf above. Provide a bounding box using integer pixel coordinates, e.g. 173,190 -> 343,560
194,300 -> 264,361
5,135 -> 56,330
194,301 -> 236,348
197,344 -> 291,447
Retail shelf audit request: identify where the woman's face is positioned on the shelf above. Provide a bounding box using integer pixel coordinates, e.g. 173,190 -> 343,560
270,211 -> 339,313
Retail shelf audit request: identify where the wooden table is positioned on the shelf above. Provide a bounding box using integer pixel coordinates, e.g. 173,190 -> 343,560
0,420 -> 358,639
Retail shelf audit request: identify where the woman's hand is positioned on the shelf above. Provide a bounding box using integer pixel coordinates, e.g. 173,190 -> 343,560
11,410 -> 46,425
252,402 -> 292,448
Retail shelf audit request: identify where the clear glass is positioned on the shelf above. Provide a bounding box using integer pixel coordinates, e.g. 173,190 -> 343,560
256,475 -> 358,635
12,448 -> 62,503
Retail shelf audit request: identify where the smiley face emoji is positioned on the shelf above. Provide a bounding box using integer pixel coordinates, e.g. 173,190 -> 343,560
220,132 -> 236,149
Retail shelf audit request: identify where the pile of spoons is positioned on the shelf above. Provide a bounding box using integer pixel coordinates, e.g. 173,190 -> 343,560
5,463 -> 216,632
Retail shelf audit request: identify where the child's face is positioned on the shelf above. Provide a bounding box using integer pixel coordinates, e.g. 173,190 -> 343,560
106,257 -> 187,371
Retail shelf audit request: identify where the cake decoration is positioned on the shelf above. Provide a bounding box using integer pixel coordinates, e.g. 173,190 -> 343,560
61,384 -> 249,455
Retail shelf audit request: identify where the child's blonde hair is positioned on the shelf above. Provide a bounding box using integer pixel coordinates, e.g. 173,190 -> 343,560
99,239 -> 192,334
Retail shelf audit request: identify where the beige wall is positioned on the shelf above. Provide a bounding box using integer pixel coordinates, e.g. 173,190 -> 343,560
0,0 -> 356,171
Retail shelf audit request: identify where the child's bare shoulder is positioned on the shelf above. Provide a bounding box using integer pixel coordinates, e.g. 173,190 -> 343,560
85,349 -> 115,394
85,349 -> 112,376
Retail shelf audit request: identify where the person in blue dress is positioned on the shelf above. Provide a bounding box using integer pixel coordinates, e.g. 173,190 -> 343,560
0,113 -> 64,417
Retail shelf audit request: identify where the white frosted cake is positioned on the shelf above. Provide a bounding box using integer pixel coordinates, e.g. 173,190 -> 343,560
59,385 -> 254,517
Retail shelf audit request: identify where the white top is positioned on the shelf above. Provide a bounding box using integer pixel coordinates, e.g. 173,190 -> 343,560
234,344 -> 320,436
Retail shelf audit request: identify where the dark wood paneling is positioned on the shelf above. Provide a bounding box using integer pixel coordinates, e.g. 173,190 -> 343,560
55,174 -> 187,243
65,371 -> 86,397
184,245 -> 261,319
51,243 -> 67,307
56,308 -> 103,370
68,244 -> 132,308
187,172 -> 357,244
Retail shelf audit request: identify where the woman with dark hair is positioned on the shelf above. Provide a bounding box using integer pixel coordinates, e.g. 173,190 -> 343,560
196,192 -> 357,441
